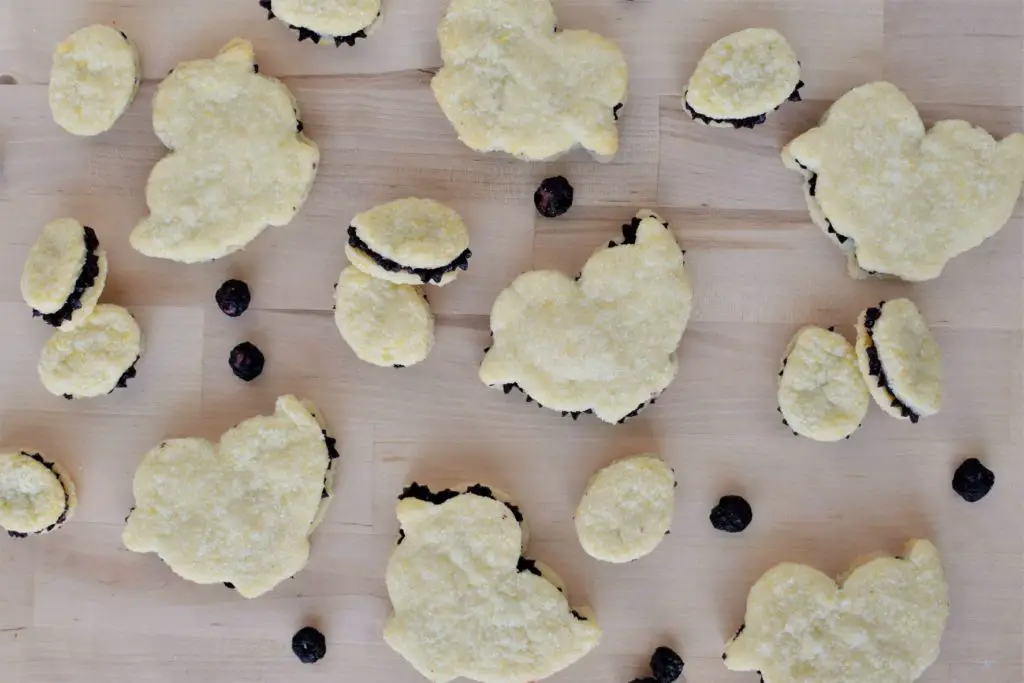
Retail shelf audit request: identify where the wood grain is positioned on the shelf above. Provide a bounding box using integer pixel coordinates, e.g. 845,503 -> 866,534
1,1 -> 1022,682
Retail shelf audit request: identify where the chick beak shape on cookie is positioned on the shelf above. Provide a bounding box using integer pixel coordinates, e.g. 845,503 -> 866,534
385,484 -> 600,683
723,540 -> 949,683
481,211 -> 693,424
431,0 -> 628,161
258,0 -> 382,47
783,81 -> 1024,281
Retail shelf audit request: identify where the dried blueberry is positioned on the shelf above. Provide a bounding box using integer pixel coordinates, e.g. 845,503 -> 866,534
534,176 -> 574,218
650,646 -> 684,683
710,495 -> 752,533
215,279 -> 251,317
291,626 -> 327,664
229,342 -> 265,382
952,458 -> 995,503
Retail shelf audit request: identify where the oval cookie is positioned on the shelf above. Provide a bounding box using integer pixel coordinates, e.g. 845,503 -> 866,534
21,218 -> 108,329
262,0 -> 383,46
0,450 -> 77,537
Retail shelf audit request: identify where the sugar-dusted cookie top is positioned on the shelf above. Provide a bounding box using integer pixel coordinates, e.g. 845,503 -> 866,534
778,326 -> 869,442
432,0 -> 628,161
783,81 -> 1024,281
130,39 -> 319,263
685,28 -> 802,128
385,484 -> 601,683
480,211 -> 692,424
0,450 -> 77,537
723,539 -> 949,683
260,0 -> 382,46
122,396 -> 337,598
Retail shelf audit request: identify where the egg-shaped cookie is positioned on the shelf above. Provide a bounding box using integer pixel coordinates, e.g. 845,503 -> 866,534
21,218 -> 108,329
0,450 -> 77,538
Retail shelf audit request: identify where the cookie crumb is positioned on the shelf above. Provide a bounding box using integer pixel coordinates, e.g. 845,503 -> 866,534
952,457 -> 995,503
710,495 -> 752,533
650,646 -> 684,683
291,626 -> 326,664
534,176 -> 574,218
229,342 -> 265,382
215,279 -> 251,317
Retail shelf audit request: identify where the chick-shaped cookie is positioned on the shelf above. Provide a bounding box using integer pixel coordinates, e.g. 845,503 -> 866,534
855,299 -> 942,424
432,0 -> 628,161
684,28 -> 803,129
783,82 -> 1024,281
481,210 -> 692,424
777,326 -> 869,441
123,396 -> 338,598
258,0 -> 382,47
723,539 -> 949,683
385,483 -> 601,683
130,39 -> 319,263
346,198 -> 471,286
21,218 -> 108,329
0,450 -> 77,538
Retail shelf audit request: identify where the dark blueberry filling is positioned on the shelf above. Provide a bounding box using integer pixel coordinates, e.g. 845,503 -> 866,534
862,303 -> 920,423
259,1 -> 378,47
229,342 -> 265,382
33,227 -> 101,327
709,495 -> 752,533
320,430 -> 339,500
398,483 -> 524,523
685,81 -> 804,128
489,380 -> 652,425
348,226 -> 472,284
223,582 -> 235,589
111,356 -> 141,393
613,103 -> 623,121
516,557 -> 542,576
291,626 -> 327,664
952,457 -> 995,503
6,452 -> 71,538
804,170 -> 850,245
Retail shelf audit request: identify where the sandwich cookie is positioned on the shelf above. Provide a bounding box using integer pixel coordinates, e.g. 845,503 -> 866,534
21,218 -> 108,329
258,0 -> 383,47
0,450 -> 77,538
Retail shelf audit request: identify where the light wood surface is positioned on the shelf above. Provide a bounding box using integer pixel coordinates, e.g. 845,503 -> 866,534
1,1 -> 1022,682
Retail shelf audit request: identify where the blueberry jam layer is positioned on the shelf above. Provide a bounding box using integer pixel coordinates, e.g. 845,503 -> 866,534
348,227 -> 471,284
34,227 -> 101,327
686,81 -> 804,129
862,304 -> 920,423
7,452 -> 71,538
259,1 -> 379,47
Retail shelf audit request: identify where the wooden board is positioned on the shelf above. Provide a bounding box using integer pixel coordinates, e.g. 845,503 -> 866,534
0,1 -> 1021,682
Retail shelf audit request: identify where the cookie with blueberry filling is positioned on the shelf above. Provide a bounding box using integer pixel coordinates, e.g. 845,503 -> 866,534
778,326 -> 869,441
385,483 -> 600,683
258,0 -> 382,47
574,454 -> 675,563
38,304 -> 143,400
0,450 -> 77,538
21,218 -> 108,329
855,299 -> 942,423
481,210 -> 692,424
333,265 -> 435,367
432,0 -> 627,161
783,82 -> 1024,281
49,25 -> 141,136
346,197 -> 471,286
723,539 -> 948,683
684,28 -> 803,129
122,395 -> 337,598
130,39 -> 319,263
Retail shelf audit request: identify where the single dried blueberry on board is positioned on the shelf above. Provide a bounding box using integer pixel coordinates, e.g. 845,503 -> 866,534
952,457 -> 995,503
291,626 -> 327,664
229,341 -> 265,382
650,646 -> 685,683
710,495 -> 753,533
534,176 -> 575,218
215,279 -> 251,317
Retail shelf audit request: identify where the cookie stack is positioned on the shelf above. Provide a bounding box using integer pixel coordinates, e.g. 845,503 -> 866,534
777,298 -> 942,441
21,218 -> 143,400
333,197 -> 472,368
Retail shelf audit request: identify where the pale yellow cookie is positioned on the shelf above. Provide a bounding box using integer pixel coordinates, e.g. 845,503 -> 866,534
432,0 -> 628,161
855,299 -> 942,423
574,454 -> 675,563
346,198 -> 471,286
685,28 -> 802,127
333,266 -> 435,367
0,450 -> 77,537
130,39 -> 320,263
49,25 -> 141,136
122,396 -> 337,598
265,0 -> 383,45
723,539 -> 949,683
480,211 -> 692,424
783,81 -> 1024,281
38,304 -> 142,399
386,484 -> 601,683
20,218 -> 108,329
778,326 -> 870,441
